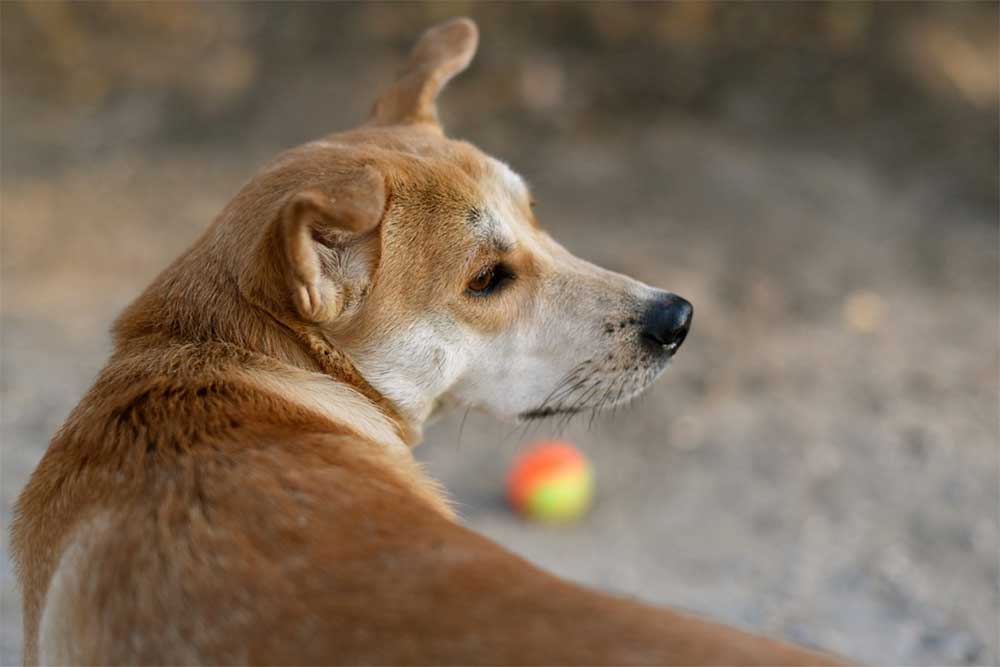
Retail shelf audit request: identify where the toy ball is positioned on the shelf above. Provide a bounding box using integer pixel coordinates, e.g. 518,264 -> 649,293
507,440 -> 593,522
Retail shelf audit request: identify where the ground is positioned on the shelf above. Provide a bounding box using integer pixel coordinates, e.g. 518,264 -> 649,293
2,4 -> 997,665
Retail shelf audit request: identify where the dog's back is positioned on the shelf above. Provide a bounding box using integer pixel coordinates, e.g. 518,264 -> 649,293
16,354 -> 835,665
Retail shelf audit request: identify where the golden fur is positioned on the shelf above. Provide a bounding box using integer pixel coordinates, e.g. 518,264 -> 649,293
13,18 -> 845,666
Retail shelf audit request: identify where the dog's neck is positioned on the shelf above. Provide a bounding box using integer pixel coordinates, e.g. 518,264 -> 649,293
114,245 -> 423,450
285,322 -> 422,446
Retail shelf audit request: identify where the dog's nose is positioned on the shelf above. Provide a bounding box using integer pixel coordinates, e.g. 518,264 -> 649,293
640,293 -> 693,355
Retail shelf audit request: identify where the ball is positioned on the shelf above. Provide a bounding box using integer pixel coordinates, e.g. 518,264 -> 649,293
507,440 -> 594,522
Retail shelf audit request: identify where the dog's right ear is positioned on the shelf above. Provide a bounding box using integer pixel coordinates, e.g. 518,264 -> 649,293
369,17 -> 478,129
268,166 -> 386,324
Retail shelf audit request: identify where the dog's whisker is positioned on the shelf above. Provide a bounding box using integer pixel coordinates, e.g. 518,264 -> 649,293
609,374 -> 631,421
594,375 -> 620,411
539,368 -> 591,408
520,370 -> 598,422
572,378 -> 606,412
538,362 -> 588,402
456,407 -> 471,450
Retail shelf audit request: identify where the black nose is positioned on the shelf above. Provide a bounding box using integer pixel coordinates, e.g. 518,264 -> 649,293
640,293 -> 693,355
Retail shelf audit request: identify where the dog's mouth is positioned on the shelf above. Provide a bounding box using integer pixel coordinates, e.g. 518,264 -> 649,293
518,405 -> 585,421
516,357 -> 669,423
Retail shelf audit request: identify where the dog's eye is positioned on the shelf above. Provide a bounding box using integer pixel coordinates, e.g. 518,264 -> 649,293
467,264 -> 513,296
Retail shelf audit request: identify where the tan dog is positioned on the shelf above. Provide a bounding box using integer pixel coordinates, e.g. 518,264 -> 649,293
12,19 -> 844,666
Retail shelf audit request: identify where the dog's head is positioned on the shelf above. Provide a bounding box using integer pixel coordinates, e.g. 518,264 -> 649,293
234,19 -> 691,427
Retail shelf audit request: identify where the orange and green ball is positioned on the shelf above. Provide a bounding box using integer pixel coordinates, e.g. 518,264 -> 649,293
507,440 -> 594,522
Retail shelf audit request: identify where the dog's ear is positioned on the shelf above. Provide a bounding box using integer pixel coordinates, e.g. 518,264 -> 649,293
369,17 -> 478,129
276,166 -> 386,323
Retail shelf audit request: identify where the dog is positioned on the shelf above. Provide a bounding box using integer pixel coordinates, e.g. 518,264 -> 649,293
12,18 -> 844,666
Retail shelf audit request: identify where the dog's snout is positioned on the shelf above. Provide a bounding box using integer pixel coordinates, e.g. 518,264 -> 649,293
640,293 -> 693,355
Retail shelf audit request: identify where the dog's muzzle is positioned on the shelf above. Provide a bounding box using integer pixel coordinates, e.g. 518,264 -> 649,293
640,292 -> 693,357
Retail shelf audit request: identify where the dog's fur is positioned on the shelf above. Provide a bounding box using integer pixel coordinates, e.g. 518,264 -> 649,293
12,19 -> 843,666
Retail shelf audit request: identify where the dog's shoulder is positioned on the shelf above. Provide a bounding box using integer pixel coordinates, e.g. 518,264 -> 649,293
19,341 -> 445,516
13,341 -> 453,663
32,424 -> 455,665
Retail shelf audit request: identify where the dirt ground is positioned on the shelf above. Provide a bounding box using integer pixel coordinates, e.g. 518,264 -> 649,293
2,4 -> 998,665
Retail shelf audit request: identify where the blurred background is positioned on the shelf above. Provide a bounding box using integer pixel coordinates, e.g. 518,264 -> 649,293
2,2 -> 997,664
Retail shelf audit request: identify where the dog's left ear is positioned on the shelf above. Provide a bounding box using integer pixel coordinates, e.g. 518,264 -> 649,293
369,17 -> 478,129
265,166 -> 386,324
